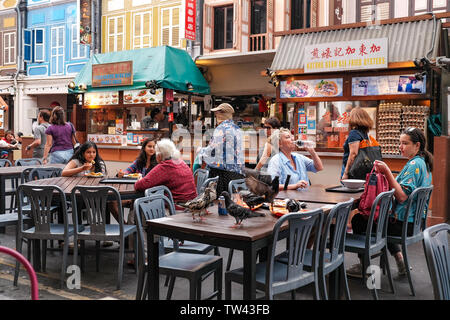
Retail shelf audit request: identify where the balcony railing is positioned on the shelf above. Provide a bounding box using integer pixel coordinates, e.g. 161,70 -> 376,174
249,33 -> 267,52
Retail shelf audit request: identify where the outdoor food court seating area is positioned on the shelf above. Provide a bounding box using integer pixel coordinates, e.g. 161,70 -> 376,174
0,160 -> 448,301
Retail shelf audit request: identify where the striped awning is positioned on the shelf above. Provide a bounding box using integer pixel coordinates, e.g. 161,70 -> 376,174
271,18 -> 442,72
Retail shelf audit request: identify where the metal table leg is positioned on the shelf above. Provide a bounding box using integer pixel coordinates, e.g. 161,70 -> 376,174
243,243 -> 258,300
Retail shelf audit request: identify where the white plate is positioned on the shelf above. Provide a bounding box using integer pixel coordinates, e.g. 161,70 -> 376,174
341,179 -> 365,189
84,172 -> 104,178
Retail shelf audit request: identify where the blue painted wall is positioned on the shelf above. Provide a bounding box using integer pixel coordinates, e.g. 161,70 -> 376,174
26,0 -> 90,77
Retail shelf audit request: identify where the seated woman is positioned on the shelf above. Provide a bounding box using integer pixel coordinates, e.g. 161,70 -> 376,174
109,138 -> 159,225
267,128 -> 323,190
255,117 -> 281,171
118,138 -> 158,178
347,127 -> 433,277
62,141 -> 106,177
134,138 -> 197,203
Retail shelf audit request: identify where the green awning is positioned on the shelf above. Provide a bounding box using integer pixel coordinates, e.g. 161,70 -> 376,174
70,46 -> 210,95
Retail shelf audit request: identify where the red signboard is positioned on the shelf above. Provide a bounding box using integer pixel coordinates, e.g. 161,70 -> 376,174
185,0 -> 196,41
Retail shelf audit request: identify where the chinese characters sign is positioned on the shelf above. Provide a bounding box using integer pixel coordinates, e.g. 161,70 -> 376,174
185,0 -> 196,41
78,0 -> 92,45
92,61 -> 133,87
305,38 -> 388,73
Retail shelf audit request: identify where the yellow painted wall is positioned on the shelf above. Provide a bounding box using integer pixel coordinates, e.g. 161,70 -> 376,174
102,0 -> 184,53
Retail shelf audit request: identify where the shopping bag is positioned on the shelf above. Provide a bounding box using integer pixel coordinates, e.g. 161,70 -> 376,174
349,136 -> 382,180
358,167 -> 389,221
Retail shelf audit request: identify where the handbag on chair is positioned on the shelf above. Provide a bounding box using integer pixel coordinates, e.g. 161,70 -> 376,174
349,135 -> 382,180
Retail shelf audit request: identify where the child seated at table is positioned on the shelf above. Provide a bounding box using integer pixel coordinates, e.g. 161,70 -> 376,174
62,141 -> 106,177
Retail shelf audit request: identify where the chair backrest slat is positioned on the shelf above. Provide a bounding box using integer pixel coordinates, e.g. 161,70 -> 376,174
365,189 -> 395,248
323,198 -> 354,263
29,167 -> 62,181
0,159 -> 12,167
403,186 -> 434,237
133,195 -> 176,264
15,158 -> 43,166
71,186 -> 122,235
144,186 -> 175,214
17,184 -> 67,234
423,223 -> 450,300
228,179 -> 247,195
268,209 -> 323,292
194,169 -> 209,194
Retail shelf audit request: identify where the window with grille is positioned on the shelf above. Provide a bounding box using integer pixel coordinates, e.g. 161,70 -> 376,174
51,26 -> 64,75
357,0 -> 393,22
251,0 -> 267,35
161,7 -> 180,47
411,0 -> 450,15
213,5 -> 233,50
133,11 -> 152,49
108,15 -> 125,52
3,32 -> 15,65
71,24 -> 87,59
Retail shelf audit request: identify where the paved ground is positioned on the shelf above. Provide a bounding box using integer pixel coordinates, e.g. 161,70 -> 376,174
0,218 -> 439,301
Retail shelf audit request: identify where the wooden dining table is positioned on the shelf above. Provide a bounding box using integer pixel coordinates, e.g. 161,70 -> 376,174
146,201 -> 337,300
25,175 -> 142,199
0,163 -> 66,215
277,184 -> 364,204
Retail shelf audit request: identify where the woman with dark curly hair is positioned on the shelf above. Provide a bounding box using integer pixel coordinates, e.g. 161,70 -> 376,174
62,141 -> 106,177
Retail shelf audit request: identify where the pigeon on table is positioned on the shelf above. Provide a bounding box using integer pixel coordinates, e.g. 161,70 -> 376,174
178,180 -> 218,221
243,168 -> 280,207
221,191 -> 265,227
238,190 -> 266,210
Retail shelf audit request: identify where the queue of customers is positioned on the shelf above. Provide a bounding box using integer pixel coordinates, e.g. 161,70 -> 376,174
15,102 -> 433,278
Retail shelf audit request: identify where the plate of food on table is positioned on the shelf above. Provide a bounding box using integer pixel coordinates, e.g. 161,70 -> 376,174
270,199 -> 308,217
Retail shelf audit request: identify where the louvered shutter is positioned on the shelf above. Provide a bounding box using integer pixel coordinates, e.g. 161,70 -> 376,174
172,7 -> 180,47
203,4 -> 212,52
233,0 -> 238,49
267,0 -> 274,49
284,0 -> 290,30
241,0 -> 249,52
162,8 -> 170,46
310,0 -> 318,28
23,29 -> 32,62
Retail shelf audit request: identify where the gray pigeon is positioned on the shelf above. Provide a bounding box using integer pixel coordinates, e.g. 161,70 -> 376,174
178,180 -> 218,221
243,168 -> 280,206
221,191 -> 264,227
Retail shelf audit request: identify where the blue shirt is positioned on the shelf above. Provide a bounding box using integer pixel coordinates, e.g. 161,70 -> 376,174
198,120 -> 244,175
392,156 -> 432,222
267,152 -> 317,189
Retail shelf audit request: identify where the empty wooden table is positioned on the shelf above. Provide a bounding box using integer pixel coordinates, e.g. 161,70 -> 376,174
146,202 -> 333,300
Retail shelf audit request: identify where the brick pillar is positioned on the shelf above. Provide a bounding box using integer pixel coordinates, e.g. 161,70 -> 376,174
428,136 -> 450,226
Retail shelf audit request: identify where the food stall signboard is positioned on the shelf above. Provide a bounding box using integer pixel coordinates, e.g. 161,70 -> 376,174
92,61 -> 133,87
304,38 -> 388,73
280,79 -> 343,98
123,89 -> 163,104
352,75 -> 426,96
